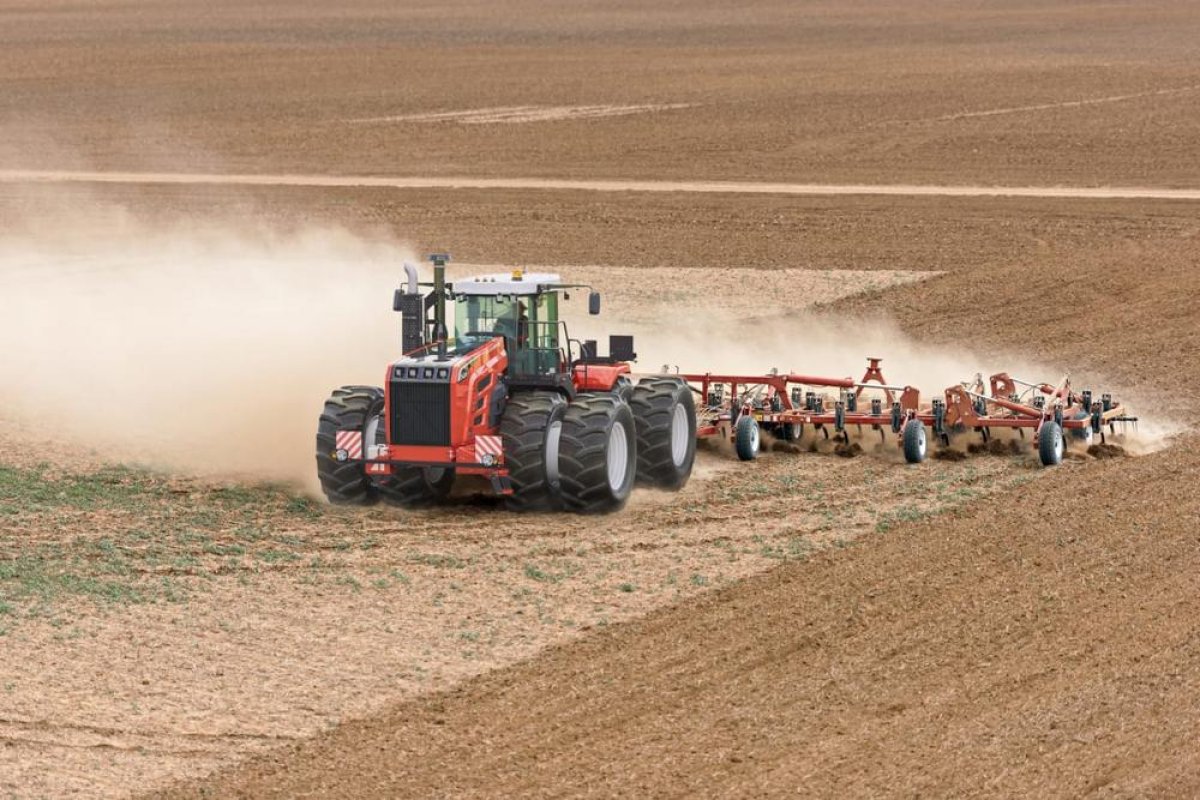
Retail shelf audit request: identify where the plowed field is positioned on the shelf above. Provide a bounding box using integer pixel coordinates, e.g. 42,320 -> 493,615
1,1 -> 1198,798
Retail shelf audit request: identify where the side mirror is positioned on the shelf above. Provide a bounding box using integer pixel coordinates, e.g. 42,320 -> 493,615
393,289 -> 404,312
588,291 -> 601,315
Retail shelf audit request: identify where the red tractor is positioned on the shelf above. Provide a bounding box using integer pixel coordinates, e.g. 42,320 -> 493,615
316,254 -> 697,513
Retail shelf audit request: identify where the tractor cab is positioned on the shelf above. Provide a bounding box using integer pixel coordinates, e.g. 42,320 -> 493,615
450,270 -> 568,379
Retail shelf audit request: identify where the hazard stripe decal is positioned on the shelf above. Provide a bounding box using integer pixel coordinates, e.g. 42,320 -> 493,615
475,435 -> 503,457
335,430 -> 364,459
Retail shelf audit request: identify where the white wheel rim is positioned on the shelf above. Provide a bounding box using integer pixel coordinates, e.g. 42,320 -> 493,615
916,426 -> 926,457
670,403 -> 689,467
425,467 -> 445,483
1054,427 -> 1064,460
749,420 -> 760,453
545,420 -> 563,485
607,420 -> 630,492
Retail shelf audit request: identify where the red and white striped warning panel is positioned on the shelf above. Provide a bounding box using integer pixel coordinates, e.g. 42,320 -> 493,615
475,435 -> 503,458
335,430 -> 364,459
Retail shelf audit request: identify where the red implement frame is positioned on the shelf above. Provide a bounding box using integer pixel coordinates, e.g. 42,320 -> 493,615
671,358 -> 1136,464
681,358 -> 919,441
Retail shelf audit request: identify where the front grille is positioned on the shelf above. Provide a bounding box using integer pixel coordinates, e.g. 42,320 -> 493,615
389,380 -> 451,446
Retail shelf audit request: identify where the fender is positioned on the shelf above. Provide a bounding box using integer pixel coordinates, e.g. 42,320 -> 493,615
572,362 -> 631,393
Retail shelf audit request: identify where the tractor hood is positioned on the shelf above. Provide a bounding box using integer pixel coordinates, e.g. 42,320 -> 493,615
390,351 -> 458,383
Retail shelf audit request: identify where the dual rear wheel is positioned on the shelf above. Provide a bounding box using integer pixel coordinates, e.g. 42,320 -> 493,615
506,378 -> 697,514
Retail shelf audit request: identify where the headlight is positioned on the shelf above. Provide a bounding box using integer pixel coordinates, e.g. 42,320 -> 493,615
334,449 -> 349,462
479,453 -> 496,467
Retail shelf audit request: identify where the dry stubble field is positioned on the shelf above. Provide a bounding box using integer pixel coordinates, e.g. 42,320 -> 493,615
1,1 -> 1199,798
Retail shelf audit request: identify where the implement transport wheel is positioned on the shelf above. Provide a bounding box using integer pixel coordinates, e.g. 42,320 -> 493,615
1069,410 -> 1094,446
499,391 -> 568,512
734,414 -> 760,461
780,422 -> 803,442
559,394 -> 637,514
630,377 -> 697,490
902,419 -> 927,464
373,413 -> 455,508
1038,421 -> 1065,466
316,385 -> 384,506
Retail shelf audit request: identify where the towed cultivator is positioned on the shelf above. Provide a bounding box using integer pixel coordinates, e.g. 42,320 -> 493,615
677,358 -> 1137,466
317,256 -> 1136,515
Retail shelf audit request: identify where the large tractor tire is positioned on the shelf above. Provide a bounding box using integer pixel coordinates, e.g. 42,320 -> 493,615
1038,421 -> 1065,466
734,414 -> 760,461
375,465 -> 455,508
559,394 -> 638,514
630,377 -> 696,490
499,391 -> 568,512
316,385 -> 384,506
612,375 -> 633,404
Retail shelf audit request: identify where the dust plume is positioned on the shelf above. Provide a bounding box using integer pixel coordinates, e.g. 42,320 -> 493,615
568,285 -> 1184,455
0,198 -> 413,487
0,202 -> 1181,492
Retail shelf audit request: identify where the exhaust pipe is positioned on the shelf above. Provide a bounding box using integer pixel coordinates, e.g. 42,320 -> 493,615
402,262 -> 419,294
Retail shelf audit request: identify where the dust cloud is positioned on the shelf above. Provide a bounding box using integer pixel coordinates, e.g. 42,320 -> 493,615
1,198 -> 413,487
574,301 -> 1013,403
570,297 -> 1183,455
0,198 -> 1179,490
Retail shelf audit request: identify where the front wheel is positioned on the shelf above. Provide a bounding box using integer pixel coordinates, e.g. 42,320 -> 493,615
368,397 -> 455,508
559,394 -> 637,514
375,463 -> 455,509
316,386 -> 384,506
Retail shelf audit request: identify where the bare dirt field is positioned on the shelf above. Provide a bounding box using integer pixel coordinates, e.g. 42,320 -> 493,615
3,0 -> 1200,187
1,1 -> 1199,798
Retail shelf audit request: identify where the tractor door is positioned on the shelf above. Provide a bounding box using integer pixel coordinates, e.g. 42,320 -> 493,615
521,292 -> 565,376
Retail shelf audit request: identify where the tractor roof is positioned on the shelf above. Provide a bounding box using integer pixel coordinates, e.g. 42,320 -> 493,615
452,272 -> 562,296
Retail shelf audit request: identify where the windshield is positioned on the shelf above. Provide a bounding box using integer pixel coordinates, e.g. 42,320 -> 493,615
455,294 -> 518,342
453,292 -> 561,373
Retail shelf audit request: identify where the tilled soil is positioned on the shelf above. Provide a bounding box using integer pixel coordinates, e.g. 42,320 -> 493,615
157,435 -> 1200,800
2,1 -> 1199,798
0,432 -> 1041,798
3,0 -> 1200,186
